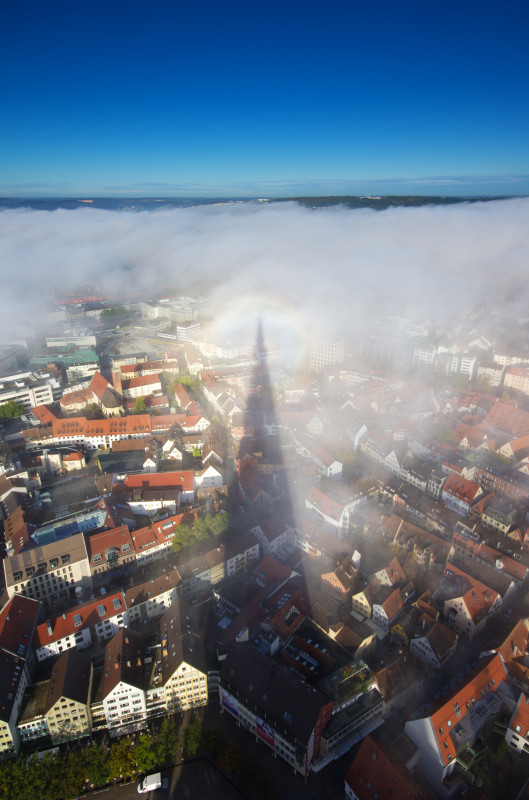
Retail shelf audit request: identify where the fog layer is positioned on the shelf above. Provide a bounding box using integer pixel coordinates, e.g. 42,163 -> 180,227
1,199 -> 528,341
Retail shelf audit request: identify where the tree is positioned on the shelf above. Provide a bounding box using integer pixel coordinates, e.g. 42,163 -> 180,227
171,522 -> 193,551
0,399 -> 25,419
183,719 -> 202,757
62,751 -> 87,799
133,396 -> 147,414
207,511 -> 230,536
133,732 -> 158,773
155,717 -> 180,767
216,738 -> 242,774
193,516 -> 209,541
204,726 -> 225,759
102,306 -> 127,323
108,737 -> 136,780
84,402 -> 104,420
0,760 -> 16,800
85,742 -> 110,787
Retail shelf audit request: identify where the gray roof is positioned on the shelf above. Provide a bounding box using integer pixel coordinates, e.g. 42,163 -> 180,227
45,649 -> 92,714
220,642 -> 331,747
159,601 -> 207,684
4,532 -> 89,587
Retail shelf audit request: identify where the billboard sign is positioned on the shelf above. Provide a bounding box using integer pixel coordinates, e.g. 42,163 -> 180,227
221,690 -> 238,718
256,716 -> 274,748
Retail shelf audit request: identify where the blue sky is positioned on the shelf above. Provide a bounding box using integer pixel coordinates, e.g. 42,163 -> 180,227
1,0 -> 528,197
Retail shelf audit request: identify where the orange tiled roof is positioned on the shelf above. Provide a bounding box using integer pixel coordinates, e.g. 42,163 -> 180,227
60,388 -> 93,406
34,591 -> 126,647
345,734 -> 433,800
443,473 -> 482,504
32,404 -> 59,424
122,373 -> 161,389
123,470 -> 194,493
430,653 -> 507,766
306,485 -> 344,521
444,562 -> 499,624
509,693 -> 529,738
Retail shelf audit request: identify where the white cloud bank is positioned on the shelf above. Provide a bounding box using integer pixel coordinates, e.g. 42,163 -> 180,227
1,198 -> 529,345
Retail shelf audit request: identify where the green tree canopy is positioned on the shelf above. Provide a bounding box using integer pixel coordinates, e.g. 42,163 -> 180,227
133,396 -> 147,414
108,737 -> 136,780
155,717 -> 180,767
133,732 -> 159,773
183,719 -> 202,757
207,511 -> 230,536
0,399 -> 25,419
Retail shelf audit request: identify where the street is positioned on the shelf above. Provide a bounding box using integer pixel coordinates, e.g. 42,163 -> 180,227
98,759 -> 243,800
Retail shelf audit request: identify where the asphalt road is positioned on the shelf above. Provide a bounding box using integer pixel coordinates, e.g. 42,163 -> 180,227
91,759 -> 242,800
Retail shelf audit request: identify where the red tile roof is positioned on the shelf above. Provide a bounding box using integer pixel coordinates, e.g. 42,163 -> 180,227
131,511 -> 195,552
122,373 -> 161,390
345,734 -> 433,800
86,525 -> 134,565
123,470 -> 194,493
90,370 -> 111,400
509,692 -> 529,739
443,563 -> 499,624
32,404 -> 59,424
378,587 -> 404,620
60,388 -> 93,407
34,591 -> 126,647
429,653 -> 507,765
306,485 -> 344,521
484,401 -> 529,438
63,450 -> 85,461
102,628 -> 145,699
443,473 -> 482,504
0,594 -> 41,656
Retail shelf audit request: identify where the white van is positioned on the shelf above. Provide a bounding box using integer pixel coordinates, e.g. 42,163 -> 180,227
137,772 -> 167,793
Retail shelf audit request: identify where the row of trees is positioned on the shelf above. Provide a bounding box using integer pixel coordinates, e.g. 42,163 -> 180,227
171,512 -> 230,551
0,718 -> 179,800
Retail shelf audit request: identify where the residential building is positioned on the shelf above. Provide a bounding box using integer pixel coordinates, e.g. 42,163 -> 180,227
159,603 -> 208,712
309,335 -> 345,373
404,653 -> 508,791
250,517 -> 294,559
321,555 -> 359,603
0,370 -> 59,410
220,642 -> 333,778
409,620 -> 458,670
87,526 -> 136,583
504,366 -> 529,395
4,533 -> 91,609
124,569 -> 181,626
43,650 -> 93,743
441,473 -> 483,517
100,628 -> 147,733
439,563 -> 501,639
344,734 -> 434,800
0,594 -> 41,759
34,592 -> 126,662
506,692 -> 529,754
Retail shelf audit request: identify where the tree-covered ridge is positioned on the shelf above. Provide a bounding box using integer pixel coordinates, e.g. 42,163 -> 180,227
273,195 -> 503,210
